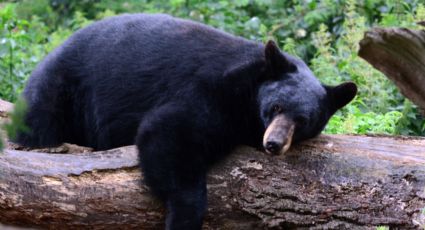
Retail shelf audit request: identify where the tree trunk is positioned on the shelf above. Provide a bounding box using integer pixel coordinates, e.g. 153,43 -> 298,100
358,27 -> 425,112
0,99 -> 424,229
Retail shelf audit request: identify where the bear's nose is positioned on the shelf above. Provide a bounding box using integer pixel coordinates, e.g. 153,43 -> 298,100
265,141 -> 282,154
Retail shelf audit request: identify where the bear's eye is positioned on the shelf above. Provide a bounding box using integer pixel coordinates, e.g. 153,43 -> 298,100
294,116 -> 308,126
271,104 -> 283,114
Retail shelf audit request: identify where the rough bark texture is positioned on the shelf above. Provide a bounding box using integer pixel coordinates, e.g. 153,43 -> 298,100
358,27 -> 425,112
1,99 -> 425,229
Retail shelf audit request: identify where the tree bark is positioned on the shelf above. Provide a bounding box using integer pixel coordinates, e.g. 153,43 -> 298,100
0,99 -> 424,229
358,27 -> 425,112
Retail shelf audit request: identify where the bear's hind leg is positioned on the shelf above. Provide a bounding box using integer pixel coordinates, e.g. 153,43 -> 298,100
14,64 -> 70,148
15,100 -> 67,148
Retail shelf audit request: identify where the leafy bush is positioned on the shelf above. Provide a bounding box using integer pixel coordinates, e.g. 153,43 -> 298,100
0,0 -> 424,136
0,4 -> 36,102
309,0 -> 425,135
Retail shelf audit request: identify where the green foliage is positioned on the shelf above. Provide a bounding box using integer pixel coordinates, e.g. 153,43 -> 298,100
0,4 -> 33,102
309,0 -> 425,135
0,4 -> 57,102
0,3 -> 93,102
0,0 -> 424,137
326,106 -> 403,134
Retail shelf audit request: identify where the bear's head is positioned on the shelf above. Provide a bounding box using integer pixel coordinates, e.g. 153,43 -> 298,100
258,40 -> 357,155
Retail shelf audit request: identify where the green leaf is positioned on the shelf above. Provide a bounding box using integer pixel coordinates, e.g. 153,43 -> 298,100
170,0 -> 186,7
380,13 -> 398,26
234,0 -> 250,7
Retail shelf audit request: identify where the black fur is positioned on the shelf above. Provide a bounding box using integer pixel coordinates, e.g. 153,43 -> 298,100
15,14 -> 356,229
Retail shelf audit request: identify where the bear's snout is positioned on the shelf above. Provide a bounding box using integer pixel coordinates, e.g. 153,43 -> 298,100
263,114 -> 295,155
265,140 -> 284,154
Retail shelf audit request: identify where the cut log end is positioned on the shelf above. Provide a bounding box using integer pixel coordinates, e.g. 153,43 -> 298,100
359,27 -> 425,111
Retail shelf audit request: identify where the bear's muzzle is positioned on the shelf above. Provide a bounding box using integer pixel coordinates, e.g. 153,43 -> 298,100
263,114 -> 295,155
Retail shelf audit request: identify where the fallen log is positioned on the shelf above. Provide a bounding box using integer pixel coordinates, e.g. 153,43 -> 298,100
0,99 -> 425,229
358,27 -> 425,112
1,136 -> 425,229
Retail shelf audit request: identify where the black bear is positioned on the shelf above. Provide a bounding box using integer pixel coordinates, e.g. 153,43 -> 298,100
15,14 -> 357,229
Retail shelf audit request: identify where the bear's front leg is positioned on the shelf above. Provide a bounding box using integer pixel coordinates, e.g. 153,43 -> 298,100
136,103 -> 210,230
164,176 -> 207,229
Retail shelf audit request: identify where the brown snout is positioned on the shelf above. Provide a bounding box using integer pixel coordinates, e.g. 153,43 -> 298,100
263,114 -> 295,155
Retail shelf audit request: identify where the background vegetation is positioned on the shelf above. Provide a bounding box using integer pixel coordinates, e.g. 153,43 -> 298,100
0,0 -> 424,137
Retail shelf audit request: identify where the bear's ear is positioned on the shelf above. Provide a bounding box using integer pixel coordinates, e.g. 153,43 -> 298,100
264,40 -> 296,76
327,82 -> 357,111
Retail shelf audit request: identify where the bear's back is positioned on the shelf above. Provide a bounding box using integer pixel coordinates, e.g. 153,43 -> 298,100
53,14 -> 262,103
63,13 -> 260,82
